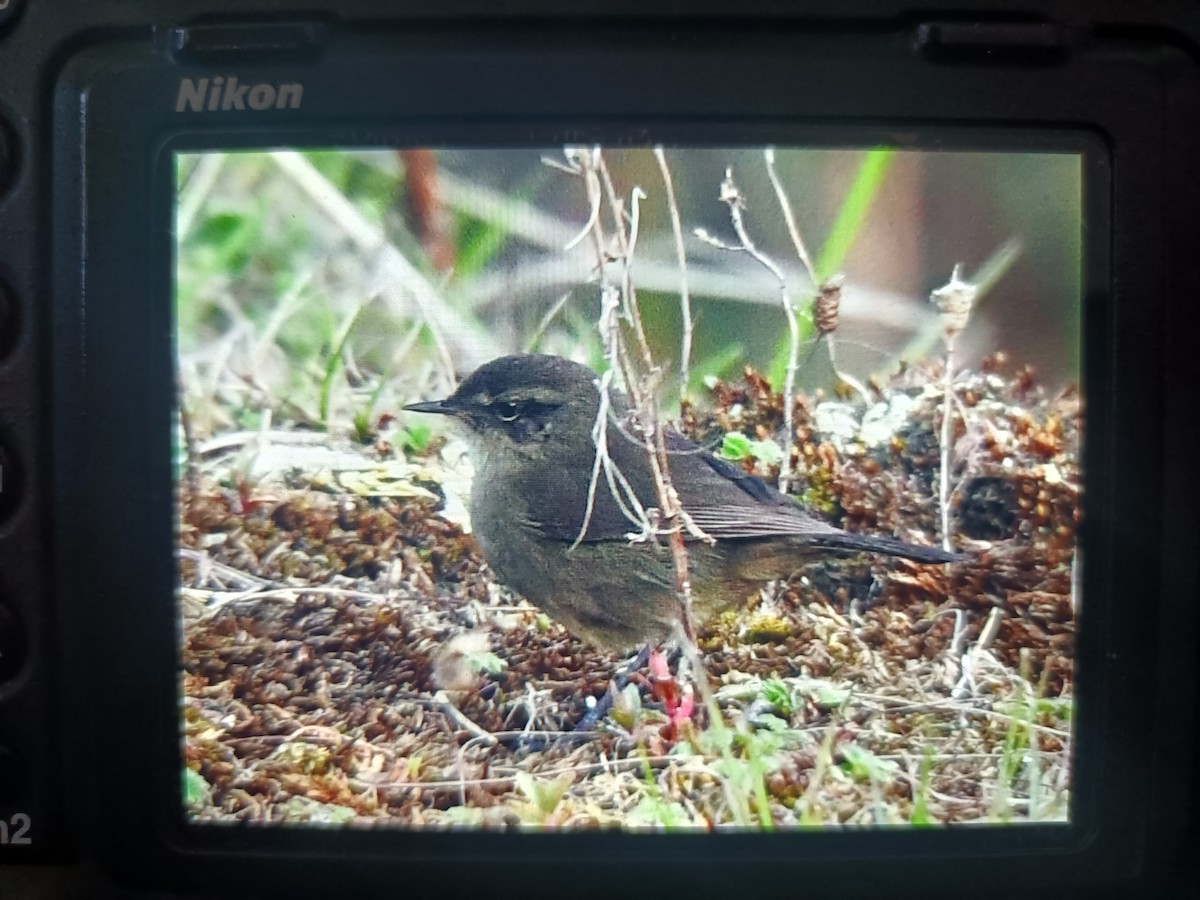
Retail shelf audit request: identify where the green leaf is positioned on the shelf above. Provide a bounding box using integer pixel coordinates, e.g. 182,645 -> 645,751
839,744 -> 897,784
515,773 -> 571,815
454,166 -> 550,278
811,683 -> 852,711
182,767 -> 210,809
720,432 -> 754,460
756,713 -> 791,733
627,795 -> 695,829
611,682 -> 644,729
748,438 -> 783,466
194,211 -> 247,246
761,677 -> 795,717
400,424 -> 433,454
719,432 -> 783,467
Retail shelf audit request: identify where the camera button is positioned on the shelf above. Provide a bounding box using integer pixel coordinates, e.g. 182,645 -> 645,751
172,21 -> 328,61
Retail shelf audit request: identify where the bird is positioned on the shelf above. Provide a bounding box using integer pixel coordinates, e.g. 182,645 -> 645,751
405,354 -> 960,652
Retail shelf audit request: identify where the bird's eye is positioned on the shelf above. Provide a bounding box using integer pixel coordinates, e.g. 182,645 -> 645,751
497,401 -> 522,422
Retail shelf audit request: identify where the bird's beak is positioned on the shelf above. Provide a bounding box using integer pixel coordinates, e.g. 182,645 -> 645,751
404,398 -> 457,416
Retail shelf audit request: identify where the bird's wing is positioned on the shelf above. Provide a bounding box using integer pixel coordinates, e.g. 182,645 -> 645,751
525,419 -> 961,562
527,420 -> 842,543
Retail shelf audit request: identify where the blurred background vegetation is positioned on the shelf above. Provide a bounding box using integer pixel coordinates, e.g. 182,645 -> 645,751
175,146 -> 1080,440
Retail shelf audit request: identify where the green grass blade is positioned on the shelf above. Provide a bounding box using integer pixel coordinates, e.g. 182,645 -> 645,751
814,149 -> 896,284
319,302 -> 367,430
455,167 -> 550,279
769,149 -> 896,387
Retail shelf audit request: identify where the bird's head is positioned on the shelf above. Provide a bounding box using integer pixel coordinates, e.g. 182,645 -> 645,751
404,354 -> 602,462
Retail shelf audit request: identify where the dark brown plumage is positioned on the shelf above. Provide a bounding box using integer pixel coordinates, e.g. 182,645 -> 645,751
407,354 -> 960,650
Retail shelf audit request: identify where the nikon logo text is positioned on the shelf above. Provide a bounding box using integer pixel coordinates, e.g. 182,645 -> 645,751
175,77 -> 304,113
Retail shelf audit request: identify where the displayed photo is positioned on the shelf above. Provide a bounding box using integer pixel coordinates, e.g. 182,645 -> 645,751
175,145 -> 1081,829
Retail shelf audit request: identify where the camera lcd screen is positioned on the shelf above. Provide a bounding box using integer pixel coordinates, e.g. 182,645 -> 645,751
174,145 -> 1081,831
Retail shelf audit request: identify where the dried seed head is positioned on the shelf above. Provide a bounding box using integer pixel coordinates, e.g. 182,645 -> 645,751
719,169 -> 745,208
814,275 -> 845,335
930,264 -> 978,343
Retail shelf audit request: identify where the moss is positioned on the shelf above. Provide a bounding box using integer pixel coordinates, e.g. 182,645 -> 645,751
741,613 -> 794,644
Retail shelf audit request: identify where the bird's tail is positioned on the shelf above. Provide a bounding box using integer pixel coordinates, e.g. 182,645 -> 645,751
808,532 -> 965,564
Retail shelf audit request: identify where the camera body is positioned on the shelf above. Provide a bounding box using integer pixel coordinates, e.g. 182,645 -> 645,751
2,1 -> 1200,897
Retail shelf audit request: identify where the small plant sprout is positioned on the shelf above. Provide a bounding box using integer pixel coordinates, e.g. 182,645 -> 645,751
909,747 -> 936,827
630,747 -> 696,829
760,677 -> 796,719
513,772 -> 573,827
318,299 -> 367,431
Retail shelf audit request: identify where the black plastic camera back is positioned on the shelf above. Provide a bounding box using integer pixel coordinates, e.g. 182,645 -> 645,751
1,1 -> 1199,898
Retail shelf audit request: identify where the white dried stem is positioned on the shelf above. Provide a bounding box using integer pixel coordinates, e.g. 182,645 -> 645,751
525,290 -> 574,353
764,155 -> 871,411
574,148 -> 703,645
569,418 -> 607,552
976,607 -> 1004,652
939,342 -> 955,553
706,168 -> 800,495
763,147 -> 818,286
557,147 -> 604,252
812,275 -> 872,406
597,158 -> 655,378
951,608 -> 1004,700
653,147 -> 694,400
559,161 -> 657,551
930,265 -> 978,552
825,337 -> 873,406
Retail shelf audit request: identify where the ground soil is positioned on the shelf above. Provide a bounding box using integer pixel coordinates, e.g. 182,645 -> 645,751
180,355 -> 1078,829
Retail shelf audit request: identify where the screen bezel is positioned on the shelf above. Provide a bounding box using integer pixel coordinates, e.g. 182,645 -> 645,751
51,21 -> 1185,897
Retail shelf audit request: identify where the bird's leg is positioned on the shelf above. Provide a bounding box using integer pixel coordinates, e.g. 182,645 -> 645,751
574,644 -> 652,731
